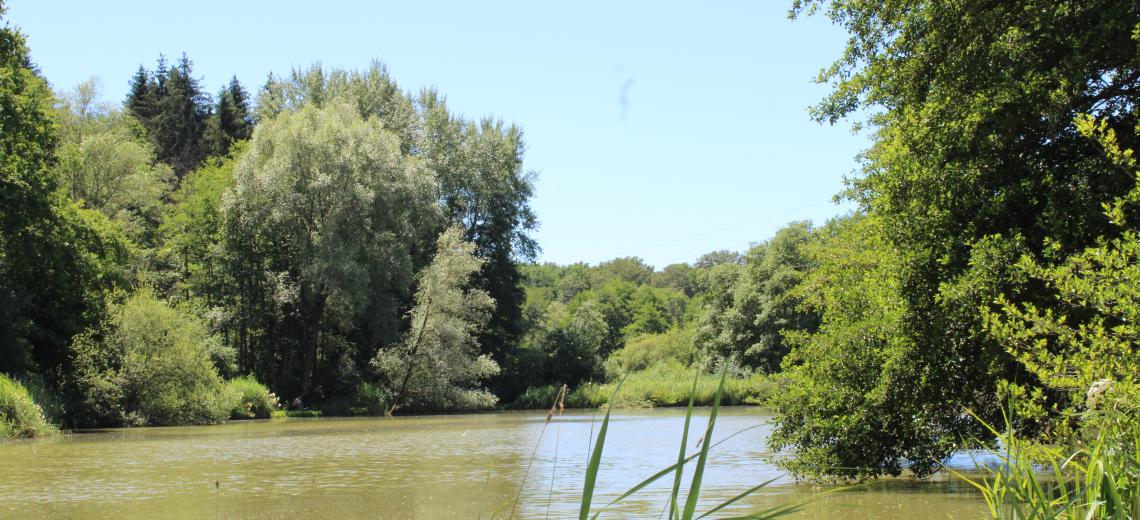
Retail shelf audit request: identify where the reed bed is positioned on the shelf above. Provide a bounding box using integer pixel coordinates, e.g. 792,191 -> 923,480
955,410 -> 1140,519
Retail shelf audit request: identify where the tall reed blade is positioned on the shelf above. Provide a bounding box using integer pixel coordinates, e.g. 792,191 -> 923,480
669,370 -> 700,520
681,363 -> 729,520
694,477 -> 780,519
579,377 -> 625,520
590,424 -> 770,519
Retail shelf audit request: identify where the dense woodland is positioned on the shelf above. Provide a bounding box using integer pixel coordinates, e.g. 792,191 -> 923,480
2,0 -> 1139,484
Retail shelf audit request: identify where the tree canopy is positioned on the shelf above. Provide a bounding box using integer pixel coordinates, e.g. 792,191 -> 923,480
223,100 -> 438,400
771,0 -> 1140,478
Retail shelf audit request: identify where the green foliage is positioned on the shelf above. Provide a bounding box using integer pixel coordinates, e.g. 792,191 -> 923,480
0,13 -> 128,387
523,300 -> 607,388
593,256 -> 654,286
126,54 -> 212,178
695,221 -> 818,372
322,382 -> 391,417
224,100 -> 439,400
504,384 -> 564,410
417,90 -> 538,393
160,145 -> 240,301
69,291 -> 232,426
517,255 -> 730,395
956,401 -> 1140,520
652,263 -> 700,297
568,280 -> 635,357
986,118 -> 1140,437
257,62 -> 419,150
54,79 -> 173,247
373,226 -> 499,414
226,376 -> 277,420
352,382 -> 390,416
566,362 -> 773,409
257,64 -> 538,402
694,250 -> 741,269
774,0 -> 1140,479
0,373 -> 54,439
769,215 -> 966,479
605,328 -> 696,375
204,76 -> 253,157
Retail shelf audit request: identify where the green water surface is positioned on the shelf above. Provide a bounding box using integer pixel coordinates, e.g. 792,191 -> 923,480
0,408 -> 985,519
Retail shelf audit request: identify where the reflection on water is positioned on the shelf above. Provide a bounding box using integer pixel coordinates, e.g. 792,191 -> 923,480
0,408 -> 985,519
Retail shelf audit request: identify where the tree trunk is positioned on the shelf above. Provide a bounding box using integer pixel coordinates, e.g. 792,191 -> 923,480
299,289 -> 327,399
387,290 -> 435,416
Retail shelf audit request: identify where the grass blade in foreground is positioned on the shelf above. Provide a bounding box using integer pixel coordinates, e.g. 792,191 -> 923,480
713,482 -> 858,520
694,477 -> 780,519
589,424 -> 770,519
681,364 -> 728,520
669,370 -> 700,520
952,405 -> 1140,520
579,377 -> 625,520
579,362 -> 829,519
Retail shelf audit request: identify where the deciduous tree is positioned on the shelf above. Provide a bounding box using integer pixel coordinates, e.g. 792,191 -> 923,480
373,226 -> 498,414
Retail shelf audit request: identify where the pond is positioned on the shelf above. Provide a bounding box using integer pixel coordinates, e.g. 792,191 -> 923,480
0,407 -> 986,519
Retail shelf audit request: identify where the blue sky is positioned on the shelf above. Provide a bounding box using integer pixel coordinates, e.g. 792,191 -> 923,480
6,1 -> 867,268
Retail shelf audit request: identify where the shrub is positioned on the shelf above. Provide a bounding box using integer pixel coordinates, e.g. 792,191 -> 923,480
70,291 -> 231,426
353,382 -> 390,416
506,384 -> 562,410
0,374 -> 54,439
324,382 -> 391,416
605,328 -> 696,375
226,376 -> 277,420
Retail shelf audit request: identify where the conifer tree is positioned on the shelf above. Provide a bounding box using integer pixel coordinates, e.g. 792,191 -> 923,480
124,53 -> 211,179
160,54 -> 209,177
125,66 -> 156,123
205,76 -> 253,156
221,76 -> 252,141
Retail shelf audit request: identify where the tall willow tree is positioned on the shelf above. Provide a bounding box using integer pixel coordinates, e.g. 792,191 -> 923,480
418,90 -> 537,399
776,0 -> 1140,478
257,63 -> 538,400
373,226 -> 498,414
224,101 -> 439,400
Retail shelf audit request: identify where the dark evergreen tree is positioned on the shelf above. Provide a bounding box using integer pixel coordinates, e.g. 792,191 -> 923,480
206,76 -> 253,156
222,76 -> 253,141
160,54 -> 210,177
125,65 -> 157,123
151,54 -> 168,99
124,53 -> 211,179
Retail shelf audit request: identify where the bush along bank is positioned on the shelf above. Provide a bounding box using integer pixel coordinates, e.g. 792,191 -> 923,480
0,374 -> 55,440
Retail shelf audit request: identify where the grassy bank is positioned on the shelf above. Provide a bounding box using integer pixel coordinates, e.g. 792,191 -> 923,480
0,374 -> 55,440
509,362 -> 775,410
